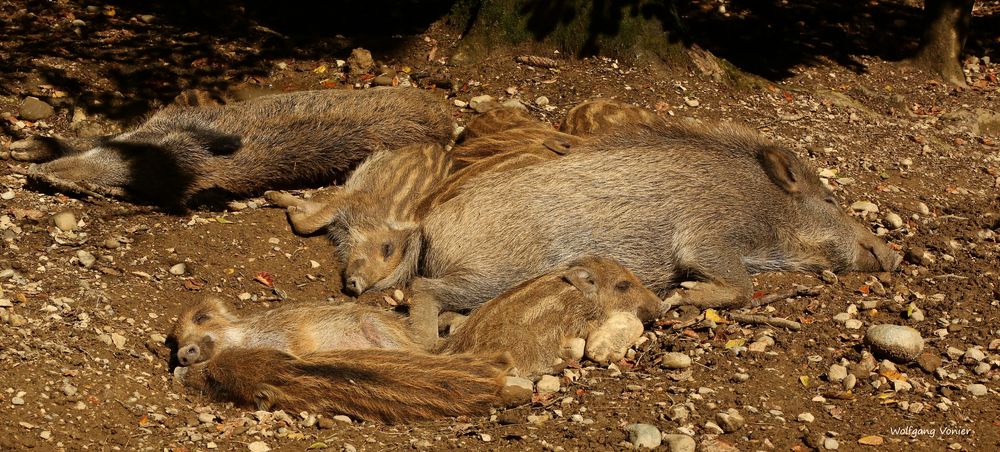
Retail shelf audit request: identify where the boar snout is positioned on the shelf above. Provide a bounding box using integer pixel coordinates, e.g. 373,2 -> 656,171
177,343 -> 201,366
345,275 -> 368,295
852,227 -> 902,272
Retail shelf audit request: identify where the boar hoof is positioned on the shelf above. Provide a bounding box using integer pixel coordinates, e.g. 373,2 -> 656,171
9,137 -> 62,162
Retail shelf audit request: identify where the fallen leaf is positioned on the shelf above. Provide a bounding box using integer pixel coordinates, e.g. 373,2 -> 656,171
214,216 -> 234,224
704,309 -> 723,323
858,435 -> 884,446
138,415 -> 149,427
799,375 -> 810,387
313,65 -> 328,74
724,338 -> 746,349
254,272 -> 274,288
858,285 -> 871,295
880,369 -> 907,382
183,278 -> 206,291
307,442 -> 328,450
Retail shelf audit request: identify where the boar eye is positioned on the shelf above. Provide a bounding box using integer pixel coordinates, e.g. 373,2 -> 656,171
193,312 -> 209,324
615,280 -> 632,291
381,242 -> 394,259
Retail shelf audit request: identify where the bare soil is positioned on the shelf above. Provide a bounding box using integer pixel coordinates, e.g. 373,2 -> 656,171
1,1 -> 998,451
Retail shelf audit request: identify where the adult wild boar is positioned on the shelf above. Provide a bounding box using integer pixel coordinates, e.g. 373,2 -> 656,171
394,121 -> 902,344
15,88 -> 453,207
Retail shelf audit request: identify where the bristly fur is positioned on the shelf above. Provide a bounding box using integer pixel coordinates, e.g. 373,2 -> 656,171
190,348 -> 510,423
560,99 -> 659,137
27,88 -> 454,207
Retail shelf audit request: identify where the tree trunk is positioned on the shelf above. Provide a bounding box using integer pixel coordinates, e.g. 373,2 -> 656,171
913,0 -> 974,86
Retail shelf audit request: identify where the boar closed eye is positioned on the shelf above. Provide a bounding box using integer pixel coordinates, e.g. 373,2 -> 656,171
381,242 -> 394,259
615,280 -> 632,291
193,312 -> 209,324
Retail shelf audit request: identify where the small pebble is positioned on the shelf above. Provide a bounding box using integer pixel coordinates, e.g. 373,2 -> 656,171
828,364 -> 848,383
963,347 -> 986,363
864,324 -> 924,362
624,423 -> 661,449
0,191 -> 13,200
660,352 -> 692,369
824,438 -> 840,450
715,409 -> 745,432
76,250 -> 96,268
535,96 -> 549,106
169,263 -> 187,275
850,200 -> 879,213
247,441 -> 270,452
198,413 -> 216,424
535,375 -> 560,394
844,319 -> 863,329
53,211 -> 77,232
966,384 -> 988,396
798,412 -> 815,423
663,434 -> 696,452
884,212 -> 903,229
842,374 -> 857,390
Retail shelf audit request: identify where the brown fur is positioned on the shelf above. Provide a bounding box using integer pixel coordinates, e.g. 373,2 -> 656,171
389,121 -> 902,344
266,143 -> 453,295
458,106 -> 544,142
168,297 -> 416,366
560,99 -> 659,137
449,126 -> 584,171
181,347 -> 509,423
23,88 -> 453,207
438,256 -> 667,375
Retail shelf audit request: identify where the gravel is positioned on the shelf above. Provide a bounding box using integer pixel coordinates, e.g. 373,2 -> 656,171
663,434 -> 696,452
660,352 -> 692,369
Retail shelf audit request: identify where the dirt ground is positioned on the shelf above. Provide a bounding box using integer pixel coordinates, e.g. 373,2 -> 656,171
1,1 -> 999,451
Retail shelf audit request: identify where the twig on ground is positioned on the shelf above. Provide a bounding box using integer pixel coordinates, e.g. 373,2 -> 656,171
728,313 -> 802,331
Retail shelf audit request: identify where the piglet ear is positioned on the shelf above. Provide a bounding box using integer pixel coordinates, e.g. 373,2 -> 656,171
562,267 -> 598,298
759,146 -> 801,194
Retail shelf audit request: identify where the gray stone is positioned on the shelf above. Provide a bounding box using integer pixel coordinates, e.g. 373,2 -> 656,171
663,434 -> 696,452
76,250 -> 96,268
625,423 -> 661,449
660,352 -> 692,369
966,384 -> 988,396
828,364 -> 848,383
715,409 -> 745,433
535,375 -> 560,394
347,48 -> 374,76
864,324 -> 924,362
169,263 -> 187,276
52,211 -> 77,232
19,97 -> 55,121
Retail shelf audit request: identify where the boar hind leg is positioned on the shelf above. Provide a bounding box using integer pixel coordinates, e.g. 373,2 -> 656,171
9,136 -> 95,162
409,277 -> 465,350
265,190 -> 345,235
675,254 -> 753,309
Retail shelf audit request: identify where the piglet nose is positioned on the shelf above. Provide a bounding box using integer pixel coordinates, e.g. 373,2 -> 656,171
345,276 -> 366,295
178,344 -> 200,366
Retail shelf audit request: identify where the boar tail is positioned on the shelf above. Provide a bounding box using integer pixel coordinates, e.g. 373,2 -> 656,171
191,347 -> 508,423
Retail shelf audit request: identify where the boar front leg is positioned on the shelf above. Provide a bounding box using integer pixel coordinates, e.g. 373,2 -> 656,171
409,277 -> 471,350
674,253 -> 753,309
264,190 -> 345,235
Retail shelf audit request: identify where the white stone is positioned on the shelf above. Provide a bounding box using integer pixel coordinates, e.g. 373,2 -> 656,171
585,312 -> 643,364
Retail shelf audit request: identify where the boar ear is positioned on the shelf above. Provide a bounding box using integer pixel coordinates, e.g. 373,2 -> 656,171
563,267 -> 599,298
760,146 -> 801,194
543,137 -> 574,155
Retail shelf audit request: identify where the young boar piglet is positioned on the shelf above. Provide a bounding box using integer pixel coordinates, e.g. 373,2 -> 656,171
439,256 -> 670,375
560,99 -> 659,137
341,128 -> 585,296
457,106 -> 546,142
400,121 -> 901,345
179,347 -> 510,423
168,297 -> 416,366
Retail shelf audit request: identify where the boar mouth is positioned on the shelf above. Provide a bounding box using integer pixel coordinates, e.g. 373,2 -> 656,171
856,241 -> 902,272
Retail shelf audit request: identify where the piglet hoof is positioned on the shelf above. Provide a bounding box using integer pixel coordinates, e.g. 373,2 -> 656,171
264,190 -> 303,208
585,312 -> 644,364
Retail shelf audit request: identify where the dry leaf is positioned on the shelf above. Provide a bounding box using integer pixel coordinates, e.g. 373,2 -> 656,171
254,272 -> 274,288
704,309 -> 723,323
313,65 -> 328,74
858,435 -> 884,446
799,375 -> 810,387
724,338 -> 746,349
